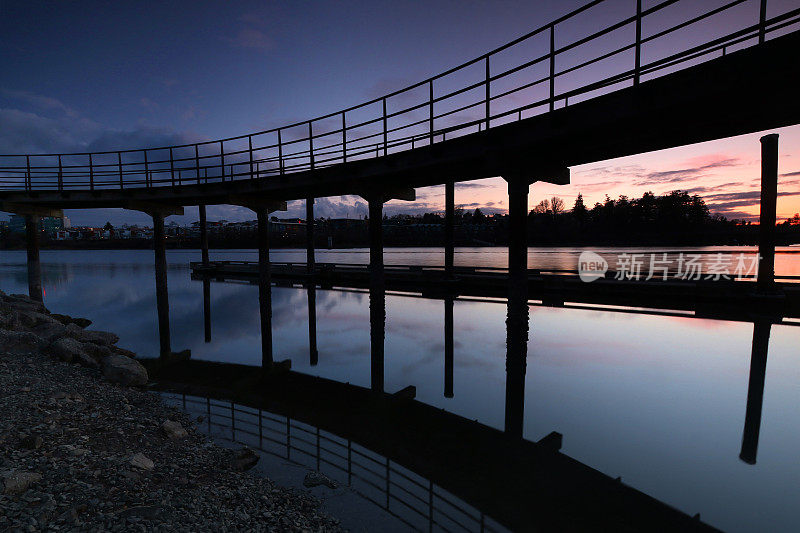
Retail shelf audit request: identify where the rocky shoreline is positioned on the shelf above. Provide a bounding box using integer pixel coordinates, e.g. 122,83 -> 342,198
0,291 -> 342,532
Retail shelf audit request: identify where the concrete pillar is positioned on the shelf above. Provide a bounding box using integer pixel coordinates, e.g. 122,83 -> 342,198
202,277 -> 211,343
740,319 -> 771,464
199,204 -> 209,266
25,215 -> 43,302
306,198 -> 315,273
368,196 -> 386,394
257,210 -> 273,371
758,134 -> 779,291
444,295 -> 454,398
445,180 -> 455,279
504,176 -> 530,438
152,213 -> 171,357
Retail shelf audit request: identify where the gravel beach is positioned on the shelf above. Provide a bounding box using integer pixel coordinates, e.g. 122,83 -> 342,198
0,291 -> 343,532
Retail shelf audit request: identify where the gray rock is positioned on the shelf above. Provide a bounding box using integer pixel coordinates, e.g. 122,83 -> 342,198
49,337 -> 86,364
74,351 -> 100,369
4,294 -> 47,314
130,453 -> 154,471
161,420 -> 188,439
110,345 -> 137,358
0,308 -> 22,330
19,434 -> 43,450
49,313 -> 93,328
102,355 -> 148,386
0,331 -> 46,354
65,323 -> 119,346
303,471 -> 338,489
2,471 -> 42,495
82,342 -> 112,360
233,447 -> 259,471
32,321 -> 67,343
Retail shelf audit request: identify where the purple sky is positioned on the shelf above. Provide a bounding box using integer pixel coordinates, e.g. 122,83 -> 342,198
1,0 -> 799,226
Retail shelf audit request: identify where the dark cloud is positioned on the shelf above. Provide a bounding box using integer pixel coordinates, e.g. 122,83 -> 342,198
632,158 -> 741,186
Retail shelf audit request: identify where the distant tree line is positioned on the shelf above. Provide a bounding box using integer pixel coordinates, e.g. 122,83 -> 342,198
3,190 -> 800,249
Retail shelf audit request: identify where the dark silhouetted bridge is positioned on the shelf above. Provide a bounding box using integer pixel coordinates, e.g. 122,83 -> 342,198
1,0 -> 799,445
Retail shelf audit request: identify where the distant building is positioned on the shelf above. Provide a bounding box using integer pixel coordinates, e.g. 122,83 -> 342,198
7,214 -> 65,235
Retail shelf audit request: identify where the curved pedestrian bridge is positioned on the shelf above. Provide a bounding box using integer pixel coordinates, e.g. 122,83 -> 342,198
1,0 -> 799,211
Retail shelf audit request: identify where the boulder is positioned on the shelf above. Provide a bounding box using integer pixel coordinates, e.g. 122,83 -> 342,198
32,321 -> 68,343
0,308 -> 22,330
64,323 -> 119,346
74,351 -> 100,369
82,342 -> 112,360
50,313 -> 92,328
2,471 -> 42,495
232,447 -> 259,471
49,337 -> 85,363
161,420 -> 188,439
102,355 -> 148,386
110,345 -> 137,358
16,310 -> 58,329
303,471 -> 338,489
4,294 -> 47,314
0,331 -> 46,354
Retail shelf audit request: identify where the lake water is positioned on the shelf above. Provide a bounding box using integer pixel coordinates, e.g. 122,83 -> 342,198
1,247 -> 799,532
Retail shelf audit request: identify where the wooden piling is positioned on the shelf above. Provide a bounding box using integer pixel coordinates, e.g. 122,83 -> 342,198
368,196 -> 385,394
758,134 -> 778,291
257,210 -> 273,371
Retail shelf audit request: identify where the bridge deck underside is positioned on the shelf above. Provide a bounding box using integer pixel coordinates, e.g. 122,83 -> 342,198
2,31 -> 799,211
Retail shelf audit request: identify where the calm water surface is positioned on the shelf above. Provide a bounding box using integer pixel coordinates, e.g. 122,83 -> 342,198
1,247 -> 799,532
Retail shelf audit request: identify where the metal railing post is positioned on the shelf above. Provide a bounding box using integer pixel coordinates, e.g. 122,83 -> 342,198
382,98 -> 388,156
219,140 -> 225,181
169,147 -> 175,187
759,0 -> 767,44
278,129 -> 284,175
485,56 -> 490,130
143,150 -> 149,187
309,121 -> 315,170
118,152 -> 123,189
549,23 -> 555,112
342,112 -> 347,163
248,135 -> 254,178
429,80 -> 434,144
25,155 -> 30,191
88,153 -> 94,191
195,145 -> 201,185
57,155 -> 63,191
634,0 -> 642,86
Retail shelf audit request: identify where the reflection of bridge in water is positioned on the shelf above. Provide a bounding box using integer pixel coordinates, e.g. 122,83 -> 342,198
178,265 -> 782,529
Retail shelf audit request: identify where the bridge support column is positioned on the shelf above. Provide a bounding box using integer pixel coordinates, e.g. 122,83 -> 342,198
758,134 -> 778,291
445,180 -> 455,279
256,210 -> 273,372
503,176 -> 531,438
306,198 -> 315,272
228,197 -> 286,375
199,204 -> 211,343
25,215 -> 43,303
740,319 -> 771,464
152,213 -> 171,358
358,186 -> 415,394
368,196 -> 386,394
444,295 -> 454,398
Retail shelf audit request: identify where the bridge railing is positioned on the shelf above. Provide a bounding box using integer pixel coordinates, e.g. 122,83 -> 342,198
1,0 -> 798,192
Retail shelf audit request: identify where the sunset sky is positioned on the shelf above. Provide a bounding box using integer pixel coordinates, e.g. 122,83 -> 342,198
2,0 -> 798,226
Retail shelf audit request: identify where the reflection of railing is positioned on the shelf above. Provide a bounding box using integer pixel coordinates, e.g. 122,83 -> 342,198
2,1 -> 799,191
160,392 -> 507,533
